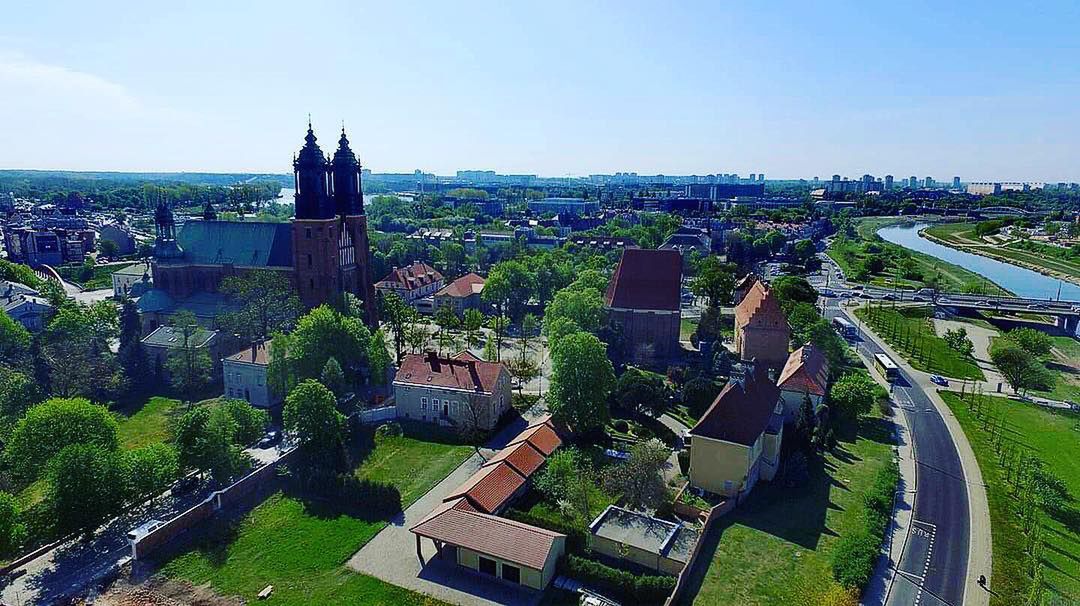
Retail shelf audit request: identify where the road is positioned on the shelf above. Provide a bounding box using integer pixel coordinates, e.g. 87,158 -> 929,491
0,440 -> 289,606
823,298 -> 971,606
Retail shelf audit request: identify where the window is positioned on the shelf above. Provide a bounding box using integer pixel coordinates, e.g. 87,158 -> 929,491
307,253 -> 313,267
305,227 -> 312,239
478,557 -> 497,576
420,397 -> 427,411
501,564 -> 520,584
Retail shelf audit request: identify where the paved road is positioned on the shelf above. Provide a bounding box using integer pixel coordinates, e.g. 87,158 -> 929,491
823,300 -> 970,606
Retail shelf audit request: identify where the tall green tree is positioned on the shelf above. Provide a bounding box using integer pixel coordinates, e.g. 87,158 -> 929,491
165,311 -> 214,396
991,342 -> 1053,394
0,492 -> 26,557
602,440 -> 672,511
320,357 -> 346,397
0,367 -> 42,429
117,298 -> 150,392
380,292 -> 414,364
829,372 -> 876,420
368,329 -> 392,386
543,288 -> 604,336
266,332 -> 295,400
689,257 -> 737,307
6,397 -> 119,481
289,305 -> 371,382
483,260 -> 536,323
43,302 -> 124,399
283,379 -> 347,468
124,443 -> 180,502
0,312 -> 31,369
548,332 -> 615,432
172,404 -> 253,483
462,308 -> 485,348
218,270 -> 303,341
46,443 -> 128,534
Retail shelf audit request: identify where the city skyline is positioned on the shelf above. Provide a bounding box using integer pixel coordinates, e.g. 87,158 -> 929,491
2,1 -> 1079,181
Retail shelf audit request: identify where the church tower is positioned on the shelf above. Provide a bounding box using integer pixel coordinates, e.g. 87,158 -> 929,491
290,122 -> 379,327
153,200 -> 184,260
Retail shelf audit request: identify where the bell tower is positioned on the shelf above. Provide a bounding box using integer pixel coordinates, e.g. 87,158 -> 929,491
331,128 -> 379,328
291,121 -> 341,308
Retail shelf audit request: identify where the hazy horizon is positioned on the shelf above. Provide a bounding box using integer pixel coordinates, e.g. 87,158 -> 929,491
3,1 -> 1078,181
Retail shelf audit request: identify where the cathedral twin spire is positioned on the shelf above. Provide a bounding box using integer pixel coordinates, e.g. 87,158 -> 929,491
293,120 -> 364,220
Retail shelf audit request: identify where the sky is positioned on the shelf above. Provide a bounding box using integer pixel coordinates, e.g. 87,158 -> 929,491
2,1 -> 1079,181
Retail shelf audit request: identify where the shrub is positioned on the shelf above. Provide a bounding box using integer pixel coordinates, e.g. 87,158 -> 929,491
505,508 -> 589,554
831,461 -> 898,590
375,421 -> 403,439
560,554 -> 675,604
612,419 -> 629,433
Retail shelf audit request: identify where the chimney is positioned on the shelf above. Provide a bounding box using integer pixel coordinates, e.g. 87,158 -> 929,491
425,350 -> 440,372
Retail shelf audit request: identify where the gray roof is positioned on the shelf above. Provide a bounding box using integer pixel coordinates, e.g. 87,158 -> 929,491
141,325 -> 218,349
589,505 -> 699,564
136,289 -> 236,319
112,262 -> 150,276
174,220 -> 292,267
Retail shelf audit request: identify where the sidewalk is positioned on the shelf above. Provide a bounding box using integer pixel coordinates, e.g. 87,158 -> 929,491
851,305 -> 992,606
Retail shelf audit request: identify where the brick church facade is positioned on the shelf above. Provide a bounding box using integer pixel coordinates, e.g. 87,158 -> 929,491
140,124 -> 379,330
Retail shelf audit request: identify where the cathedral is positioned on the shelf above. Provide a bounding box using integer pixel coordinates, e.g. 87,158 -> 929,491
138,124 -> 379,331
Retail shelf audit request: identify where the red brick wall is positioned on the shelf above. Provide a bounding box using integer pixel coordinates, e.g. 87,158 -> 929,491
610,308 -> 681,364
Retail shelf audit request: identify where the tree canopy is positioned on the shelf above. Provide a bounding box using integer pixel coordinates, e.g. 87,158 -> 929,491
289,305 -> 372,382
548,332 -> 615,432
6,397 -> 119,481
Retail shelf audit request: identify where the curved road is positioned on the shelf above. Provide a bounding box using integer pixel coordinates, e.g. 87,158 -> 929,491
825,300 -> 970,606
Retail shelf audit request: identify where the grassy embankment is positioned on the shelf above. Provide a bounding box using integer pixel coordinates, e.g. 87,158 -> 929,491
923,222 -> 1080,283
56,262 -> 136,289
827,218 -> 1008,295
939,391 -> 1080,605
160,428 -> 473,605
689,412 -> 895,605
853,304 -> 985,380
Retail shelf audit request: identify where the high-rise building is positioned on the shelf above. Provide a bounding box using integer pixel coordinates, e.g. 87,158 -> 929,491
884,175 -> 894,190
924,176 -> 934,188
909,176 -> 918,188
953,176 -> 961,189
758,173 -> 765,182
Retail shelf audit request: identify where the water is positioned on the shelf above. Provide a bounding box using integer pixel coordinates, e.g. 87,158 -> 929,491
876,222 -> 1080,301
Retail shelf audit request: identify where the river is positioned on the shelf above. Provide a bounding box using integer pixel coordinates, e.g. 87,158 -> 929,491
876,222 -> 1080,301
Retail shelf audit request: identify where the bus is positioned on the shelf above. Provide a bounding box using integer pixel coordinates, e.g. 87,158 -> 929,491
832,316 -> 857,339
874,353 -> 899,381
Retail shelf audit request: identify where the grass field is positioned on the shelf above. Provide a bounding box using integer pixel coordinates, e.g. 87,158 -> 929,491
923,222 -> 1080,282
56,262 -> 136,290
827,218 -> 1008,295
1031,336 -> 1080,404
116,396 -> 183,450
681,318 -> 700,341
853,304 -> 985,380
940,392 -> 1080,605
689,413 -> 896,605
160,429 -> 473,606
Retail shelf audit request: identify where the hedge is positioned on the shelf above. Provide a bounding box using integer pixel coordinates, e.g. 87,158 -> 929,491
561,554 -> 676,604
831,460 -> 899,590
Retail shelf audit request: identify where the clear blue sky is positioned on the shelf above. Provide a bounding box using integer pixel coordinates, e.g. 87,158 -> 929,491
2,1 -> 1078,181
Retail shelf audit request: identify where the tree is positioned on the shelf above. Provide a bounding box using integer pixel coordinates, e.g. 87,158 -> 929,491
463,308 -> 485,348
97,238 -> 119,258
506,357 -> 540,393
0,492 -> 26,557
772,276 -> 819,308
543,288 -> 604,336
1003,328 -> 1052,359
613,368 -> 670,417
368,330 -> 392,386
486,314 -> 510,361
43,302 -> 124,400
483,260 -> 536,323
6,397 -> 119,481
548,332 -> 615,432
289,305 -> 371,382
283,379 -> 347,468
405,321 -> 430,354
172,404 -> 251,483
321,357 -> 346,397
266,332 -> 295,400
218,270 -> 303,342
217,398 -> 270,445
46,443 -> 127,534
682,376 -> 722,418
0,367 -> 43,427
380,292 -> 413,364
482,334 -> 498,362
124,443 -> 180,502
943,327 -> 974,356
603,440 -> 672,511
434,304 -> 460,354
0,312 -> 31,369
117,298 -> 150,392
991,342 -> 1053,394
165,311 -> 214,396
689,257 -> 737,308
792,239 -> 817,267
829,372 -> 876,420
534,448 -> 587,503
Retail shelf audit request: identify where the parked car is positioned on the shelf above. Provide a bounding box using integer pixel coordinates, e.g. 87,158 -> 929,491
984,300 -> 1000,306
882,293 -> 897,301
1027,303 -> 1047,310
930,375 -> 949,387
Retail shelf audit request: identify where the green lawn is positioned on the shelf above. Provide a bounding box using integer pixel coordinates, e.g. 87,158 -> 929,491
924,222 -> 1080,282
160,429 -> 473,606
939,392 -> 1080,605
681,318 -> 700,341
854,304 -> 985,380
116,396 -> 183,450
57,262 -> 136,289
689,414 -> 896,605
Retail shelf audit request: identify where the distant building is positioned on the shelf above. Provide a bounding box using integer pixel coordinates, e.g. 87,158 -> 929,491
98,223 -> 137,256
660,229 -> 711,262
884,175 -> 894,190
684,183 -> 765,199
375,262 -> 444,307
434,272 -> 486,317
111,262 -> 152,298
223,340 -> 277,409
953,176 -> 961,189
142,324 -> 228,379
1,282 -> 52,332
909,176 -> 918,188
776,343 -> 830,422
924,176 -> 935,188
604,249 -> 682,365
733,280 -> 790,369
688,364 -> 784,499
527,197 -> 600,216
393,351 -> 511,430
567,235 -> 638,251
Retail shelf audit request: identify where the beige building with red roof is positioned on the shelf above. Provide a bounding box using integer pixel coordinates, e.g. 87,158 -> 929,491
393,351 -> 511,430
410,416 -> 566,591
733,280 -> 791,369
604,248 -> 683,365
433,272 -> 486,317
777,343 -> 830,422
375,262 -> 444,306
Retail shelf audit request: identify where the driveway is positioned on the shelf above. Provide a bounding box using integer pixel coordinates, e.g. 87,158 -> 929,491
346,406 -> 548,606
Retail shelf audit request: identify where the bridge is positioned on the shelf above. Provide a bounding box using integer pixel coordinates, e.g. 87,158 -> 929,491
855,287 -> 1080,333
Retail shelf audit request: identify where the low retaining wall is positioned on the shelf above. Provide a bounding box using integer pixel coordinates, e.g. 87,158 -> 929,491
357,404 -> 397,425
132,446 -> 297,561
665,499 -> 733,606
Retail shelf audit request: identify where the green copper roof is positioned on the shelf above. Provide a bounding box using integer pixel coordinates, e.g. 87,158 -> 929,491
175,220 -> 292,267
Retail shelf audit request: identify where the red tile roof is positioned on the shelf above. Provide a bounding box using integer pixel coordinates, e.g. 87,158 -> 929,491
508,423 -> 562,456
777,343 -> 830,397
735,281 -> 788,331
445,461 -> 526,514
376,262 -> 443,291
435,272 -> 485,298
604,248 -> 682,311
483,441 -> 546,477
394,351 -> 505,394
411,500 -> 564,570
689,366 -> 781,446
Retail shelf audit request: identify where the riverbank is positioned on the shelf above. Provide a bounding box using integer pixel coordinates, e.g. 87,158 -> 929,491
920,224 -> 1080,290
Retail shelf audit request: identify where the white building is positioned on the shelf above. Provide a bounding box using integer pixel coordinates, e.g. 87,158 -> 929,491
222,340 -> 276,409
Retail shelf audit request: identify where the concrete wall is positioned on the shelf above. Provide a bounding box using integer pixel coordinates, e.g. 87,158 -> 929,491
688,435 -> 751,497
590,535 -> 683,575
